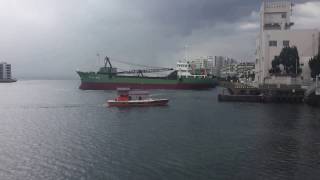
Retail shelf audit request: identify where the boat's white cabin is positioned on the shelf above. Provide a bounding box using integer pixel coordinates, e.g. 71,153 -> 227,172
117,88 -> 150,100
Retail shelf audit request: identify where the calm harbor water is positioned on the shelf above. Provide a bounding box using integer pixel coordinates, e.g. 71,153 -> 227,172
0,80 -> 320,180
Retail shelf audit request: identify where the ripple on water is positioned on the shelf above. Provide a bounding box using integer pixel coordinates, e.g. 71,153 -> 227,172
1,81 -> 320,179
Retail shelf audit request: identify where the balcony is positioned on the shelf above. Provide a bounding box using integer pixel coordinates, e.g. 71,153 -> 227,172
264,23 -> 281,30
285,22 -> 294,30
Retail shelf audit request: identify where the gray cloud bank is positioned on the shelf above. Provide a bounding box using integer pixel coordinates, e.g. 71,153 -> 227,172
0,0 -> 318,79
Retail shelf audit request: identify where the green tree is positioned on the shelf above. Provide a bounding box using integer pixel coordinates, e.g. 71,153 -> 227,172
309,54 -> 320,78
269,56 -> 281,74
269,46 -> 302,75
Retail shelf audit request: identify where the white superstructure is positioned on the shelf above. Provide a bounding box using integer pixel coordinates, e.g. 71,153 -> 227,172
176,62 -> 192,77
254,0 -> 320,86
176,61 -> 207,78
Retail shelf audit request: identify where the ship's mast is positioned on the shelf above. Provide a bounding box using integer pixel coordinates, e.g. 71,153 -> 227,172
184,45 -> 189,62
97,53 -> 101,68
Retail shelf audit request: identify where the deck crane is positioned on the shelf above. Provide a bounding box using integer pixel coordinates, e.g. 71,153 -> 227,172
101,56 -> 174,77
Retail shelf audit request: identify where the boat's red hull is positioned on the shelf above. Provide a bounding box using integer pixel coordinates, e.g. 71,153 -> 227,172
80,82 -> 214,90
108,99 -> 169,107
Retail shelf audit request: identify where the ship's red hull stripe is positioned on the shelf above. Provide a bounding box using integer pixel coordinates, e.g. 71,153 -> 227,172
79,82 -> 215,90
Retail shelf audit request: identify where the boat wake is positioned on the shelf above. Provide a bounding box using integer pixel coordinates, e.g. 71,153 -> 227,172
0,104 -> 101,110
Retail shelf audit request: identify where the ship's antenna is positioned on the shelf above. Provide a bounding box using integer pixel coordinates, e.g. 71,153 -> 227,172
184,45 -> 189,62
97,53 -> 100,66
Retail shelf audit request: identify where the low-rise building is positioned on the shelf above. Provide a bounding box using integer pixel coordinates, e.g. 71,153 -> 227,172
220,63 -> 238,78
220,62 -> 255,80
0,62 -> 12,80
187,56 -> 249,78
237,62 -> 255,77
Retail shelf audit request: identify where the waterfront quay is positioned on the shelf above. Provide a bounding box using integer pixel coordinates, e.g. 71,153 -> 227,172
218,81 -> 306,104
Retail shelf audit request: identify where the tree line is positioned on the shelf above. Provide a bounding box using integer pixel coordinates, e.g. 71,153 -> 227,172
269,46 -> 320,78
309,54 -> 320,78
269,46 -> 301,75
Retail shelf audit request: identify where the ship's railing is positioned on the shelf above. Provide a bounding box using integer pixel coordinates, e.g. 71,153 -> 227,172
179,75 -> 207,78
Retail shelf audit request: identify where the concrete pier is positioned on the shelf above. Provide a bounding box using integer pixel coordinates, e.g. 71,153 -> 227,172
218,82 -> 305,103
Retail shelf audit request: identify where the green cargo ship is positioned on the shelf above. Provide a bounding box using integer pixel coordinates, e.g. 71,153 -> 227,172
77,56 -> 217,90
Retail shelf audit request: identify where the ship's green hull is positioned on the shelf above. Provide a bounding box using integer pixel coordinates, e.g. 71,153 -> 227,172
77,71 -> 217,90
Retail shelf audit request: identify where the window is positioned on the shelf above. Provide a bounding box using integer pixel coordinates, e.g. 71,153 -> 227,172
283,40 -> 289,47
269,41 -> 277,47
281,13 -> 286,18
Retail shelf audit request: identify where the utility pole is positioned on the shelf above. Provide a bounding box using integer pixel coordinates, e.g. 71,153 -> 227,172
316,74 -> 319,95
296,57 -> 298,75
315,74 -> 320,96
318,32 -> 320,55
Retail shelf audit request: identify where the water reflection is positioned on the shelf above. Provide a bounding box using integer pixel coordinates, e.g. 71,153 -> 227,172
255,105 -> 320,179
1,81 -> 320,179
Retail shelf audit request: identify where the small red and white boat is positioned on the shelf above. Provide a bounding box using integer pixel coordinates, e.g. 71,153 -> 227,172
107,88 -> 169,107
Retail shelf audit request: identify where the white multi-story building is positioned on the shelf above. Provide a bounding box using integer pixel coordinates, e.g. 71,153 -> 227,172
220,62 -> 255,79
213,56 -> 224,77
237,62 -> 255,76
255,0 -> 319,86
0,62 -> 12,80
187,56 -> 215,75
220,64 -> 238,78
213,56 -> 238,77
186,56 -> 239,77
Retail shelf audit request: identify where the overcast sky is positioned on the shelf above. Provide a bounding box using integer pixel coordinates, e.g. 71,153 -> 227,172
0,0 -> 319,79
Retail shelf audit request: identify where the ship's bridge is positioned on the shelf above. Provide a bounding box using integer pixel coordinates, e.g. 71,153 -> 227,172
176,62 -> 192,77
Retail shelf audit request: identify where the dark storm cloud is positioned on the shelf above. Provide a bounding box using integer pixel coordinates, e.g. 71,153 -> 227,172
0,0 -> 318,78
138,0 -> 259,33
120,0 -> 313,35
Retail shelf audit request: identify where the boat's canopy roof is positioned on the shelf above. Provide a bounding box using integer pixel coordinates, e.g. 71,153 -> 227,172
129,91 -> 149,95
117,87 -> 131,91
117,88 -> 149,96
